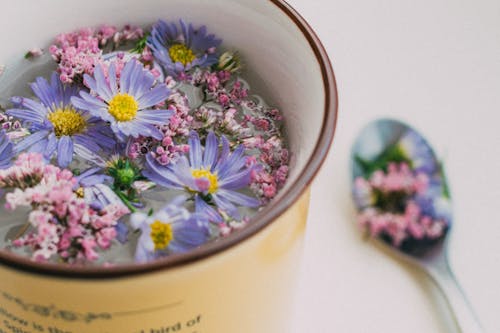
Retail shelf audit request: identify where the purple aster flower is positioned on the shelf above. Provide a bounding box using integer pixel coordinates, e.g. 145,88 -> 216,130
130,196 -> 209,262
71,60 -> 173,141
6,72 -> 116,167
144,131 -> 260,222
147,19 -> 222,76
0,130 -> 14,169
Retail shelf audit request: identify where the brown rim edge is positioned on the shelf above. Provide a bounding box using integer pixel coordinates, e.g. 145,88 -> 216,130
0,0 -> 339,279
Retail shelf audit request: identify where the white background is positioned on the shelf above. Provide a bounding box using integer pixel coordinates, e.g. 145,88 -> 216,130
288,0 -> 500,332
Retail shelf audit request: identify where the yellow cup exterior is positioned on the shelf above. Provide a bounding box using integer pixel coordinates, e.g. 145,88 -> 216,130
0,190 -> 310,333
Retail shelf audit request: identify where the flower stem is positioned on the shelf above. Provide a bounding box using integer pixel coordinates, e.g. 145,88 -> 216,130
113,189 -> 137,213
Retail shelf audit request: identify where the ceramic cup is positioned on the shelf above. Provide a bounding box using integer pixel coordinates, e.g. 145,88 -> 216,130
0,0 -> 337,332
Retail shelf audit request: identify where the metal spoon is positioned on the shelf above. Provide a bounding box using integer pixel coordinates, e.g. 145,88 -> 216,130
350,118 -> 483,333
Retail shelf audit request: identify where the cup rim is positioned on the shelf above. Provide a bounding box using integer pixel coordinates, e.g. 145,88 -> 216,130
0,0 -> 339,279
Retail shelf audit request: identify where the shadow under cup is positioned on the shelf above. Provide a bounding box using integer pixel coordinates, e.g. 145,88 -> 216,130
0,1 -> 338,332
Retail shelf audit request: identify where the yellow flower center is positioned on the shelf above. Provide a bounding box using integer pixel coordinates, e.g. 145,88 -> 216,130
191,168 -> 219,194
150,220 -> 174,251
169,44 -> 196,66
75,187 -> 85,198
108,93 -> 138,122
47,108 -> 86,137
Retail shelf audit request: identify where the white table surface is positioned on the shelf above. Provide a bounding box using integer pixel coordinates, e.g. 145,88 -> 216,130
288,0 -> 500,332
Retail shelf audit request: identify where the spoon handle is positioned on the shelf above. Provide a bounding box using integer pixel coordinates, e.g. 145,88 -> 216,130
426,262 -> 484,333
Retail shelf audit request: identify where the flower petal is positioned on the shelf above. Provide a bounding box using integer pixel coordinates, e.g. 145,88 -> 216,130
57,135 -> 74,167
211,194 -> 239,219
128,61 -> 154,98
188,131 -> 202,169
71,92 -> 111,121
143,154 -> 183,189
135,109 -> 173,125
93,65 -> 113,102
13,130 -> 50,153
44,133 -> 58,159
84,127 -> 116,149
129,120 -> 164,140
218,168 -> 253,190
195,196 -> 222,223
168,220 -> 209,253
136,84 -> 171,109
83,74 -> 98,93
73,134 -> 101,153
108,63 -> 118,96
119,60 -> 135,94
6,107 -> 47,124
217,144 -> 246,179
30,75 -> 58,110
203,131 -> 218,169
217,189 -> 261,208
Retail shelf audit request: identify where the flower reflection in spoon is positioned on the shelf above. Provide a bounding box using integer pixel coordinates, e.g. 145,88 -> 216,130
351,118 -> 483,333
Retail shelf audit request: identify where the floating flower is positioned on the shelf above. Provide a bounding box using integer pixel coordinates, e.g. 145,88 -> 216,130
72,60 -> 173,141
0,130 -> 14,170
147,20 -> 221,76
144,131 -> 260,222
130,196 -> 209,262
7,72 -> 115,167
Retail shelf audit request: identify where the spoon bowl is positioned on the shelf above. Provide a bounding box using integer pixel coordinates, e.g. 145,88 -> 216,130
351,118 -> 483,333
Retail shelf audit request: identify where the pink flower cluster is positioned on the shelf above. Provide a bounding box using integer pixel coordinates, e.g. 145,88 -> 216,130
49,24 -> 143,84
0,153 -> 45,189
128,91 -> 192,165
354,163 -> 447,247
369,163 -> 428,195
49,27 -> 102,84
358,203 -> 447,247
3,153 -> 129,262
